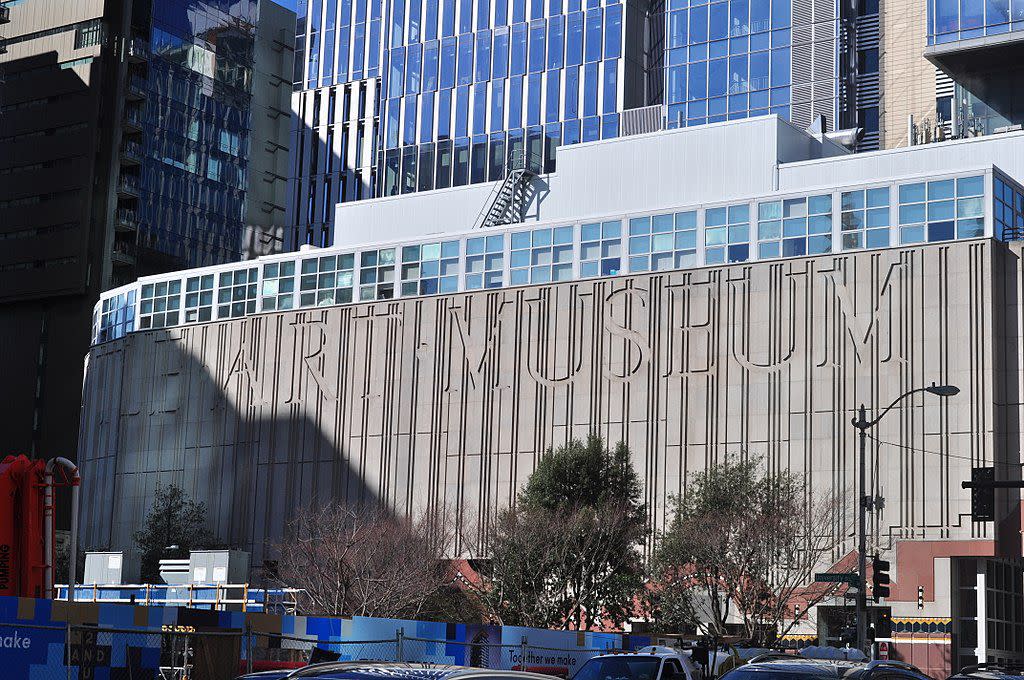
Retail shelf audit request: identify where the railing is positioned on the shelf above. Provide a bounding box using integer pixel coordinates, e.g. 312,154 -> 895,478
116,208 -> 138,227
124,108 -> 144,128
112,240 -> 136,256
118,175 -> 140,194
127,73 -> 148,96
127,36 -> 149,60
55,583 -> 304,613
472,148 -> 546,230
121,140 -> 143,159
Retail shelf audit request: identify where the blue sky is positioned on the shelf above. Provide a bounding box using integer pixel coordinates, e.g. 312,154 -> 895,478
271,0 -> 299,10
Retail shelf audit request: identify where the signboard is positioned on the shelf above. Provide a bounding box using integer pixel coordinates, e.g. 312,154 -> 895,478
877,641 -> 889,660
814,572 -> 859,584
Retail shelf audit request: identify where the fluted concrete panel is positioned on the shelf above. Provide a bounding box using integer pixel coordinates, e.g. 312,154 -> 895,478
78,238 -> 1023,575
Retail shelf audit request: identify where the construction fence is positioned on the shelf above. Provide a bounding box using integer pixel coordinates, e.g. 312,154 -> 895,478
1,620 -> 625,680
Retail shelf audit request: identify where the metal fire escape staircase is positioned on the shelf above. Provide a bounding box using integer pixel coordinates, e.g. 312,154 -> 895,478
474,150 -> 541,229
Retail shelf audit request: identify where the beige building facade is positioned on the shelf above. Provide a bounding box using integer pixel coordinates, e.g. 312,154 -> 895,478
879,0 -> 937,149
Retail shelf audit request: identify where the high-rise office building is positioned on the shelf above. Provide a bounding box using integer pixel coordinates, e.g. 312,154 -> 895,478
287,0 -> 664,247
288,0 -> 891,246
924,0 -> 1024,136
0,0 -> 293,459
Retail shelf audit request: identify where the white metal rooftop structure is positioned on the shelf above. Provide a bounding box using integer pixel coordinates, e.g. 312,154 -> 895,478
92,116 -> 1024,345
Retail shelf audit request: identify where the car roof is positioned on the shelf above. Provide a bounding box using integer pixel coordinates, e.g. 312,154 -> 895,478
590,646 -> 683,660
267,663 -> 562,680
725,659 -> 842,677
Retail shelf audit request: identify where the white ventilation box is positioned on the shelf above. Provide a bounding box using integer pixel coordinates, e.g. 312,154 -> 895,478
188,550 -> 249,584
83,551 -> 125,585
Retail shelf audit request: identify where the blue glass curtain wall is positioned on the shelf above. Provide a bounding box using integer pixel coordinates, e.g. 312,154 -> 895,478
138,0 -> 260,270
664,0 -> 792,128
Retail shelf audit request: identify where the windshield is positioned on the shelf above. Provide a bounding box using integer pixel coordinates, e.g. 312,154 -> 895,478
574,656 -> 663,680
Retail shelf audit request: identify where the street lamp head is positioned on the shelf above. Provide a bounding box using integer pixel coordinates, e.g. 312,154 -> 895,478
925,383 -> 960,397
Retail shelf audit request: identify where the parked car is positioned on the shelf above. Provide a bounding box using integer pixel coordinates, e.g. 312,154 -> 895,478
720,656 -> 930,680
572,645 -> 704,680
948,664 -> 1024,680
236,662 -> 565,680
842,660 -> 932,680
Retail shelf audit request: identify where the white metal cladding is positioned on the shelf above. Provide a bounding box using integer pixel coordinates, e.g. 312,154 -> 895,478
777,128 -> 1024,191
333,116 -> 842,244
334,115 -> 1024,247
93,167 -> 997,346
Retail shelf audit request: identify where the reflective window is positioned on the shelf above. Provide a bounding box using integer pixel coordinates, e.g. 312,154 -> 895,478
401,241 -> 461,295
261,261 -> 297,311
840,187 -> 890,250
97,290 -> 136,342
217,268 -> 259,318
299,254 -> 355,306
995,176 -> 1024,240
139,280 -> 182,330
359,248 -> 397,300
511,226 -> 574,284
628,211 -> 698,272
928,0 -> 1018,43
465,234 -> 506,289
757,194 -> 832,258
184,274 -> 215,323
898,176 -> 984,244
580,220 -> 621,277
705,203 -> 750,264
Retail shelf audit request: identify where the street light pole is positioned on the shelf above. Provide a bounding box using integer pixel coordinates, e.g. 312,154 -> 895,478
855,403 -> 869,656
850,382 -> 960,656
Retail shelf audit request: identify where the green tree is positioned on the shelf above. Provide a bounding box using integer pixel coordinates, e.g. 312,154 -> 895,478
649,456 -> 840,644
475,434 -> 648,629
133,484 -> 218,582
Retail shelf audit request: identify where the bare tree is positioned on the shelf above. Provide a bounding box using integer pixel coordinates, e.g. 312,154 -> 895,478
650,457 -> 843,644
272,502 -> 457,618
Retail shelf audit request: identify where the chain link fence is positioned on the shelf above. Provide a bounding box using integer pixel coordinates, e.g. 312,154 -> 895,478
2,620 -> 618,679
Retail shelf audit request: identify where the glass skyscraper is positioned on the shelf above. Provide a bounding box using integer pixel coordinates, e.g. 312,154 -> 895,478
289,0 -> 877,247
288,0 -> 656,247
130,0 -> 261,275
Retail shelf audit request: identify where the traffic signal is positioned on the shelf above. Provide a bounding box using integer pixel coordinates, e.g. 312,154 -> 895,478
970,466 -> 996,521
872,555 -> 891,602
876,611 -> 892,639
839,625 -> 857,647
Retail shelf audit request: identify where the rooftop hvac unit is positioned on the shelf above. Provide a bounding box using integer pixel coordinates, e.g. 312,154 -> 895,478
188,550 -> 249,585
158,558 -> 190,585
83,552 -> 125,585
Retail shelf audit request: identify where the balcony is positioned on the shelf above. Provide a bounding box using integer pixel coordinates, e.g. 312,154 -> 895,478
123,108 -> 144,133
925,28 -> 1024,77
120,140 -> 143,165
126,74 -> 147,100
126,37 -> 149,62
115,208 -> 138,232
111,240 -> 136,266
0,5 -> 10,24
117,175 -> 141,198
